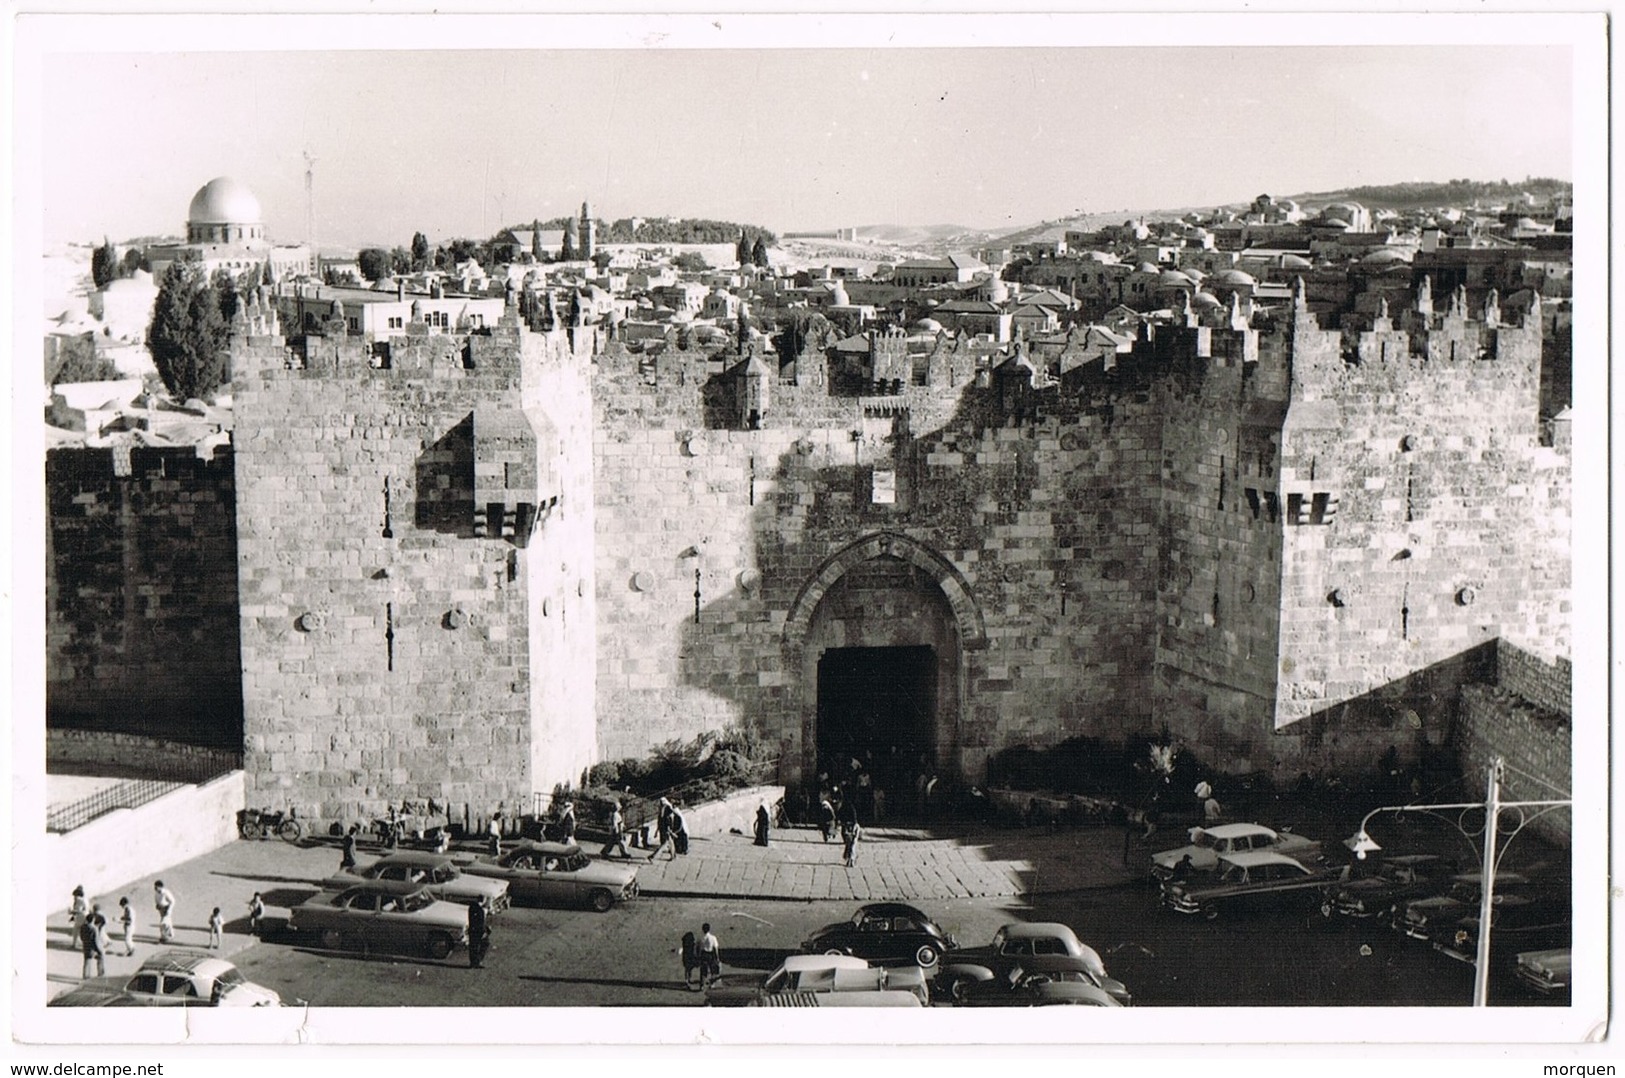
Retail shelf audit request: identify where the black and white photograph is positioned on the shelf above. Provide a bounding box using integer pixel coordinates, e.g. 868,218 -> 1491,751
7,7 -> 1611,1066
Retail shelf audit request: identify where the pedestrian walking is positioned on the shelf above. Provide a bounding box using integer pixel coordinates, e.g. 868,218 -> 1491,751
602,801 -> 633,859
649,800 -> 676,861
79,904 -> 107,978
697,922 -> 721,988
117,897 -> 135,956
841,818 -> 862,868
753,801 -> 771,847
68,885 -> 88,936
672,807 -> 690,857
488,810 -> 503,857
557,799 -> 577,844
467,902 -> 489,968
153,881 -> 175,943
341,828 -> 359,871
1202,795 -> 1223,823
208,907 -> 224,949
247,892 -> 265,937
680,930 -> 700,988
818,794 -> 836,843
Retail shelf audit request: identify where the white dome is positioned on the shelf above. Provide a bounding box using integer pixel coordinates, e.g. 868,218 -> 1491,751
188,177 -> 262,226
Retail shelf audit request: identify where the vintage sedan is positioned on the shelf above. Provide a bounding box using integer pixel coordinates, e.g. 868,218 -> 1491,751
1160,851 -> 1346,920
801,902 -> 959,967
950,954 -> 1124,1008
1151,822 -> 1322,880
460,841 -> 638,912
290,880 -> 470,959
1515,948 -> 1572,998
1319,854 -> 1459,922
938,922 -> 1132,1006
50,951 -> 281,1007
706,954 -> 930,1007
1433,891 -> 1571,966
1392,870 -> 1529,945
325,852 -> 510,913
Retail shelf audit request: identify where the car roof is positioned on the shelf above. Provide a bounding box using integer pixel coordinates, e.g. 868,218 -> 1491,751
1218,851 -> 1307,868
1000,922 -> 1080,941
512,840 -> 583,856
1010,955 -> 1098,973
1028,982 -> 1119,1006
856,902 -> 933,919
780,954 -> 871,972
335,879 -> 434,897
1196,823 -> 1277,839
135,950 -> 233,977
373,852 -> 453,868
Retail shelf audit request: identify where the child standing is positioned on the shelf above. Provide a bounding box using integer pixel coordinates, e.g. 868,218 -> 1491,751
208,907 -> 224,949
117,897 -> 135,956
68,885 -> 88,935
247,893 -> 265,937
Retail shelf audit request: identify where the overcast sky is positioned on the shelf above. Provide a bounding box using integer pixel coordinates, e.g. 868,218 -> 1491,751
29,27 -> 1574,250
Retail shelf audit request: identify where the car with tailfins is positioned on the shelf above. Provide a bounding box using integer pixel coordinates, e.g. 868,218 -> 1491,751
948,954 -> 1124,1008
290,880 -> 470,959
705,954 -> 930,1007
1515,948 -> 1572,999
458,840 -> 638,912
1318,853 -> 1458,923
50,951 -> 282,1007
801,902 -> 959,967
1432,890 -> 1571,967
1151,822 -> 1322,880
937,922 -> 1132,1006
1391,870 -> 1529,945
325,851 -> 510,913
1159,851 -> 1346,920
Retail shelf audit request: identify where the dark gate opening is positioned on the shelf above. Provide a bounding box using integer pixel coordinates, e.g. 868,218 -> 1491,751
816,645 -> 936,805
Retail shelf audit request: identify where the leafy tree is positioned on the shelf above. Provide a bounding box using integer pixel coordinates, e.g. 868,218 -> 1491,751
752,237 -> 769,267
411,231 -> 430,270
47,332 -> 119,385
146,263 -> 236,402
672,251 -> 710,273
736,228 -> 750,266
91,238 -> 119,290
531,220 -> 543,261
561,224 -> 576,261
357,248 -> 393,281
119,247 -> 150,277
390,247 -> 412,275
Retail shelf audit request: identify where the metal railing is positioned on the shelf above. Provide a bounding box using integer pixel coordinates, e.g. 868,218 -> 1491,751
48,779 -> 185,833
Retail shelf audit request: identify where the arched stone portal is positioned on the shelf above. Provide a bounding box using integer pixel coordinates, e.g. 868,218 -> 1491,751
783,533 -> 985,800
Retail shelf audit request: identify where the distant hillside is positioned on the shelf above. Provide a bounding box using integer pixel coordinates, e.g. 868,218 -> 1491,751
856,223 -> 996,251
1284,178 -> 1571,212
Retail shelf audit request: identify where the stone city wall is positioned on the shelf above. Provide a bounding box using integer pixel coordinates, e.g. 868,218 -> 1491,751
1457,683 -> 1571,848
45,446 -> 243,747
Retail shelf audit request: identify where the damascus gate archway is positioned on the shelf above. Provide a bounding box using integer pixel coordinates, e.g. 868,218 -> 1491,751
783,533 -> 985,801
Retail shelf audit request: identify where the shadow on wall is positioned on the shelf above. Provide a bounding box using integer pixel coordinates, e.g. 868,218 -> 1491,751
415,413 -> 476,537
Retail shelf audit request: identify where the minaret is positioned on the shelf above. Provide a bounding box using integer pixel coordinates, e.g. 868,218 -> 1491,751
579,201 -> 596,262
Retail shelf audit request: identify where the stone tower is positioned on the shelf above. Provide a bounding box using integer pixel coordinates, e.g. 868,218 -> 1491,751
579,201 -> 596,262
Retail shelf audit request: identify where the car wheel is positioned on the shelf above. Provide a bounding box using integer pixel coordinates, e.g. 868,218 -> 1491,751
949,975 -> 974,1003
915,945 -> 938,967
824,947 -> 848,956
426,934 -> 454,959
1203,905 -> 1219,921
319,929 -> 343,951
590,889 -> 614,913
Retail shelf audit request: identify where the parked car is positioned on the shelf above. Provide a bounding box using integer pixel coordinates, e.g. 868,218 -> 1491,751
751,990 -> 924,1008
801,902 -> 959,967
949,954 -> 1124,1008
937,922 -> 1131,1006
50,951 -> 281,1007
1159,851 -> 1346,920
1319,854 -> 1459,922
459,841 -> 638,912
1433,891 -> 1572,966
1151,822 -> 1322,880
290,880 -> 470,959
705,954 -> 931,1007
1392,871 -> 1530,945
325,852 -> 510,913
1515,948 -> 1572,998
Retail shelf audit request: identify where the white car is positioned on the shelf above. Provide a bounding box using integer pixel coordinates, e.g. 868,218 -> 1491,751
1151,822 -> 1321,879
706,954 -> 930,1006
51,951 -> 281,1007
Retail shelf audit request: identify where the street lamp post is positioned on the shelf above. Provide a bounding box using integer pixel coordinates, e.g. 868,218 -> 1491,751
1343,755 -> 1570,1007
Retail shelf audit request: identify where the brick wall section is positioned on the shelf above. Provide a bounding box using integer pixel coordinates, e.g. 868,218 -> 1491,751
45,446 -> 242,746
1457,684 -> 1571,847
230,315 -> 597,823
1497,638 -> 1572,717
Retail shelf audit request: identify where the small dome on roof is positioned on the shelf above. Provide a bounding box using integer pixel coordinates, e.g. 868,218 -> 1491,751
1362,247 -> 1412,266
1135,261 -> 1160,274
1160,269 -> 1194,287
910,317 -> 943,334
1318,218 -> 1350,231
1192,291 -> 1223,309
1082,250 -> 1117,263
1183,266 -> 1207,281
1280,254 -> 1313,269
1212,268 -> 1256,288
187,177 -> 262,225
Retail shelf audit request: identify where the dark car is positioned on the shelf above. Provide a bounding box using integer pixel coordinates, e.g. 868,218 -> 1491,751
1319,854 -> 1459,922
289,880 -> 469,959
460,841 -> 638,912
950,954 -> 1123,1008
938,922 -> 1132,1006
1160,851 -> 1346,920
1515,948 -> 1572,998
1392,870 -> 1529,945
1433,890 -> 1572,967
801,902 -> 959,967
